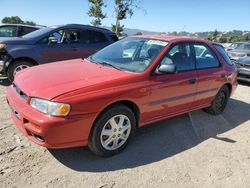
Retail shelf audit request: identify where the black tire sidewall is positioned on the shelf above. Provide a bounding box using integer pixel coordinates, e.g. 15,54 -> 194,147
88,105 -> 136,156
211,86 -> 230,114
7,61 -> 33,82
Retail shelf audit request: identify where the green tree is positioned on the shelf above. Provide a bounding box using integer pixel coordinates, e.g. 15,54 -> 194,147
112,0 -> 140,36
24,21 -> 36,26
228,36 -> 245,43
88,0 -> 106,27
244,36 -> 249,42
2,16 -> 24,24
1,16 -> 36,26
213,29 -> 218,39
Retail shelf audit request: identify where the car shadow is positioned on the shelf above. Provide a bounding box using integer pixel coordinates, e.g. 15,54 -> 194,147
0,76 -> 11,86
49,98 -> 250,172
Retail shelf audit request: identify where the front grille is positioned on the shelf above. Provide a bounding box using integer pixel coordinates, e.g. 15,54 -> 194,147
13,83 -> 28,101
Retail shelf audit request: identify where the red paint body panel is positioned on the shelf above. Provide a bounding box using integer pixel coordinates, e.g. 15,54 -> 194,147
6,36 -> 238,148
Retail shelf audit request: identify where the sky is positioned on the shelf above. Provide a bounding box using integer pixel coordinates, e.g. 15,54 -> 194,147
0,0 -> 249,33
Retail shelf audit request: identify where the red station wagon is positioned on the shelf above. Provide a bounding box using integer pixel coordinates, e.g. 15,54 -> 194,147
6,35 -> 238,156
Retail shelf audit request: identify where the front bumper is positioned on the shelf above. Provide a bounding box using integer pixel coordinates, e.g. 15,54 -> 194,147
6,85 -> 96,148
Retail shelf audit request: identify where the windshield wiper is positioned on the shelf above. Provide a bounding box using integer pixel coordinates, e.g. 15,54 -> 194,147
87,56 -> 122,71
98,61 -> 122,71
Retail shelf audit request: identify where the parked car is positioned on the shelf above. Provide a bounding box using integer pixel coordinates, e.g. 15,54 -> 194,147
235,57 -> 250,82
6,35 -> 238,156
225,42 -> 245,52
0,24 -> 42,38
0,24 -> 118,81
227,42 -> 250,63
0,24 -> 43,71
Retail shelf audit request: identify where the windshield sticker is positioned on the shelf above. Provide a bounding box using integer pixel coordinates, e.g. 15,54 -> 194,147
147,40 -> 168,46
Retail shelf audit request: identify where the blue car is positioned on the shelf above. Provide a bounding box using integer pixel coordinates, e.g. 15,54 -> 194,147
0,24 -> 118,81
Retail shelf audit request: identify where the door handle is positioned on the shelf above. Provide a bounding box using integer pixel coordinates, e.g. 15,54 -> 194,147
188,79 -> 197,84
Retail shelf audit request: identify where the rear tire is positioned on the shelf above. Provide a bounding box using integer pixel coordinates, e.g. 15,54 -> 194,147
88,104 -> 136,157
204,85 -> 230,115
7,61 -> 34,82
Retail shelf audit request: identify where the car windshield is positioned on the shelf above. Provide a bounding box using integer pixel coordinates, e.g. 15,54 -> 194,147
22,27 -> 52,38
236,43 -> 250,50
90,37 -> 168,72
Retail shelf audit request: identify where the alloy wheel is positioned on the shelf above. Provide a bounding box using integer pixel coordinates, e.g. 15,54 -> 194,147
100,114 -> 131,151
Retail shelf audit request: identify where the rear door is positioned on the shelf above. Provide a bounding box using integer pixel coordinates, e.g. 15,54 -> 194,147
192,42 -> 223,107
78,30 -> 111,58
146,42 -> 198,122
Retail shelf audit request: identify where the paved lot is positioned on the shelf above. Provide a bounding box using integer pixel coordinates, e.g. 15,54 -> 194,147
0,77 -> 250,188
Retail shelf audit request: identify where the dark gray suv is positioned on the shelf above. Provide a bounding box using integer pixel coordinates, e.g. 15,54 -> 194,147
0,24 -> 118,81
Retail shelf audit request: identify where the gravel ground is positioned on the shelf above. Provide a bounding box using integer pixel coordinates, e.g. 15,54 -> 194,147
0,76 -> 250,188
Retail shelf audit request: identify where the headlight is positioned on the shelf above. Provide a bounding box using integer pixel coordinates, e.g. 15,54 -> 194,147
30,98 -> 71,116
0,44 -> 6,49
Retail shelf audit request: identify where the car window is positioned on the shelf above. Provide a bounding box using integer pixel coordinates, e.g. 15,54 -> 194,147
38,29 -> 81,44
84,30 -> 108,44
160,43 -> 195,72
0,26 -> 18,37
38,30 -> 63,44
236,43 -> 250,50
214,44 -> 233,65
61,29 -> 81,44
194,44 -> 220,69
91,37 -> 167,72
22,27 -> 53,38
21,27 -> 37,36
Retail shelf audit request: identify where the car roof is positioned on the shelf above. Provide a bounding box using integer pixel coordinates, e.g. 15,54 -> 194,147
50,24 -> 114,34
132,34 -> 216,44
0,23 -> 45,28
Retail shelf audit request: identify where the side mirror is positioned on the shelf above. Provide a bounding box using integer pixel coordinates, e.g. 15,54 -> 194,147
157,64 -> 177,74
48,37 -> 58,45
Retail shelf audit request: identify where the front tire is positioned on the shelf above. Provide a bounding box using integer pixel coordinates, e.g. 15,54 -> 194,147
7,61 -> 34,82
204,85 -> 230,115
88,105 -> 136,156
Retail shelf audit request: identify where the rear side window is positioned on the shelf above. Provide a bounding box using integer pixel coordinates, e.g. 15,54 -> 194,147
21,27 -> 37,36
0,26 -> 18,37
214,44 -> 233,65
193,44 -> 220,69
84,30 -> 108,44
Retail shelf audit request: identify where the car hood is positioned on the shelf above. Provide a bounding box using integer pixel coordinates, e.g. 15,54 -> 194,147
14,59 -> 134,100
0,37 -> 34,45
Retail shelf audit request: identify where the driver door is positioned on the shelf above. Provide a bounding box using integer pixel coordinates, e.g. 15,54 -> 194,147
145,42 -> 198,122
38,29 -> 83,64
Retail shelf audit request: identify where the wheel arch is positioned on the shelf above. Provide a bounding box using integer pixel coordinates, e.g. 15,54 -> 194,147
224,83 -> 232,96
94,100 -> 141,128
12,57 -> 38,65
